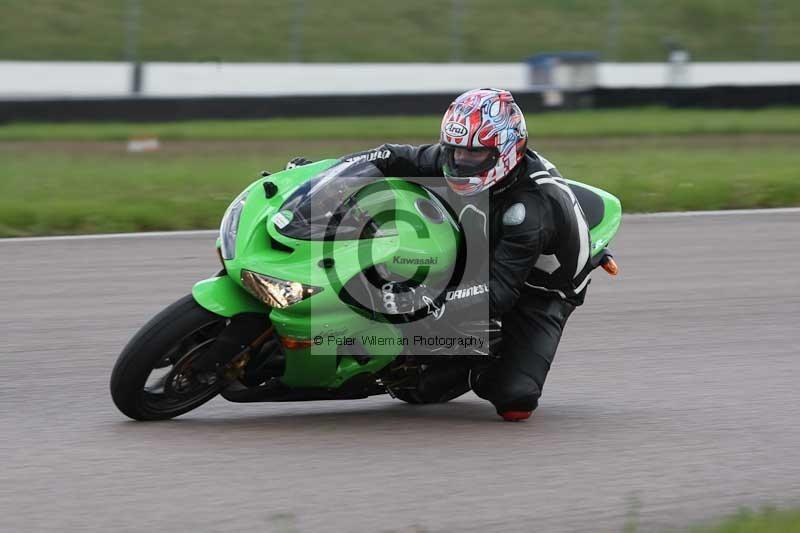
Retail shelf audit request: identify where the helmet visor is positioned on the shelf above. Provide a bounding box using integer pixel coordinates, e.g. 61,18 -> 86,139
441,145 -> 499,178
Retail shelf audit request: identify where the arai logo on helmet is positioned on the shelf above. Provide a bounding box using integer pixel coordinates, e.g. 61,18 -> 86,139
444,121 -> 468,137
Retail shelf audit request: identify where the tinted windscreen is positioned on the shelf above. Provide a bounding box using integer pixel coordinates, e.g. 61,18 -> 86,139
277,160 -> 391,241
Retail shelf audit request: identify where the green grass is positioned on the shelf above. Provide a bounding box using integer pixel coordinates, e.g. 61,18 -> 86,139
624,506 -> 800,532
2,108 -> 797,237
2,140 -> 798,237
0,151 -> 275,236
2,0 -> 799,61
687,507 -> 800,533
3,108 -> 800,142
552,145 -> 800,213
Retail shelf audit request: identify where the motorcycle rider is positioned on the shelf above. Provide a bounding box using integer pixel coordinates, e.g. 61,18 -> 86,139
289,88 -> 593,422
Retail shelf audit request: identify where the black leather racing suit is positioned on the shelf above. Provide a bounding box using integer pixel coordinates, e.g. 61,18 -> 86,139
344,144 -> 594,412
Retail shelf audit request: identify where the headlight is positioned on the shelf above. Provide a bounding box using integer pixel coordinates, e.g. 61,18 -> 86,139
241,270 -> 323,309
219,189 -> 250,260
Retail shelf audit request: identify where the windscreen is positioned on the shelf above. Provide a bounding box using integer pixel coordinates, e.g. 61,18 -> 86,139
276,159 -> 391,241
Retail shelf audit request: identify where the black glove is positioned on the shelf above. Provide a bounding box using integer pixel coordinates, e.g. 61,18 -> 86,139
285,156 -> 313,170
380,281 -> 446,320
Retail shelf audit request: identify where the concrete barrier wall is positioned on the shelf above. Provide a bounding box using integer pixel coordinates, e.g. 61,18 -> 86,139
0,61 -> 132,98
0,91 -> 589,123
3,61 -> 800,99
597,62 -> 800,88
143,63 -> 529,97
4,85 -> 798,124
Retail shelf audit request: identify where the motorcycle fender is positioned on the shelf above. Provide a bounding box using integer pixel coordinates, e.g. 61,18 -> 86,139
192,275 -> 269,317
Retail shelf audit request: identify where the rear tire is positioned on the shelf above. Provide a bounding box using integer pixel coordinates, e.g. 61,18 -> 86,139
110,295 -> 227,421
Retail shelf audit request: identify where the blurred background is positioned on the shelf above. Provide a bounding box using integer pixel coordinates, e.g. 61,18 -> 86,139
1,0 -> 799,236
3,5 -> 800,533
4,0 -> 800,63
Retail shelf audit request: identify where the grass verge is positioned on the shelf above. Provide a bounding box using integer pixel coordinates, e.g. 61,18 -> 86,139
2,108 -> 800,142
689,507 -> 800,533
1,140 -> 798,237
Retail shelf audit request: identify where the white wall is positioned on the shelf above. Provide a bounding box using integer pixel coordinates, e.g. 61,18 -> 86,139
144,63 -> 529,97
0,61 -> 131,98
597,62 -> 800,88
1,61 -> 799,98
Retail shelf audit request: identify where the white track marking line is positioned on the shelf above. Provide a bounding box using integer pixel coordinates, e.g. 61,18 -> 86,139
624,207 -> 800,218
0,229 -> 217,243
1,207 -> 799,244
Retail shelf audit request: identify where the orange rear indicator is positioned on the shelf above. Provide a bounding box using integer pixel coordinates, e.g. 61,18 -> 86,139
602,257 -> 619,276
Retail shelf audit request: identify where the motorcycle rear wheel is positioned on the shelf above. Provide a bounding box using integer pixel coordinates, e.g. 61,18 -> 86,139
110,294 -> 227,421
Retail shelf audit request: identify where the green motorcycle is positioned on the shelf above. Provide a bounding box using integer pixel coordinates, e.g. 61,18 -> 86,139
110,159 -> 621,420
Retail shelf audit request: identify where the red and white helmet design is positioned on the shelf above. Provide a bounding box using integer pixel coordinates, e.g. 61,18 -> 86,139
440,88 -> 528,195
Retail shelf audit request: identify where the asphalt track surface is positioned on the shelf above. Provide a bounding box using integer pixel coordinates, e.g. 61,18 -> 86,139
2,210 -> 799,533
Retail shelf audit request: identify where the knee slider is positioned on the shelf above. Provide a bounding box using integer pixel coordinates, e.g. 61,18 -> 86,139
473,368 -> 541,411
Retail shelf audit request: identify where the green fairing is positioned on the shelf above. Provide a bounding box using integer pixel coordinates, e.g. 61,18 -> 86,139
192,275 -> 267,317
565,179 -> 623,256
193,159 -> 622,389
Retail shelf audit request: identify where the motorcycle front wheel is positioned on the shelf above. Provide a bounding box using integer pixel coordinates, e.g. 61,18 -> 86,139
110,294 -> 228,421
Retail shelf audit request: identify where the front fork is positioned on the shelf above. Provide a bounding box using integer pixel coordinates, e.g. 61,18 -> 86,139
192,313 -> 273,379
191,273 -> 274,380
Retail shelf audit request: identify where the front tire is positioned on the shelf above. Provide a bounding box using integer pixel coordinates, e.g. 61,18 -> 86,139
110,295 -> 227,421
